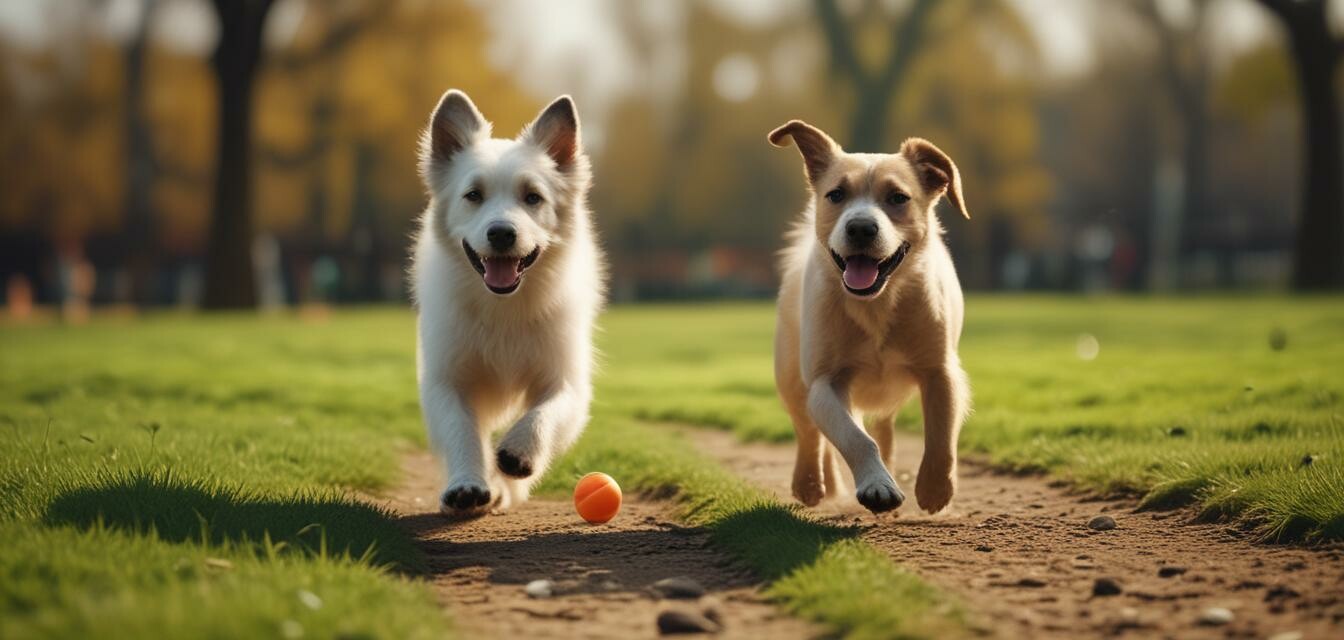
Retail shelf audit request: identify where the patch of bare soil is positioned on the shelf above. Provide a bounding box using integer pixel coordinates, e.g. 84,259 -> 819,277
689,428 -> 1344,639
372,451 -> 817,639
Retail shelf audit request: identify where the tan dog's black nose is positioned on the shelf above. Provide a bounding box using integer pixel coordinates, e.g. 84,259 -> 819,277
487,223 -> 517,252
846,219 -> 879,247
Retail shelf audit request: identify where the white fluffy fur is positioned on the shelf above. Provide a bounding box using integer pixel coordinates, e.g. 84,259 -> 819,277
411,90 -> 605,517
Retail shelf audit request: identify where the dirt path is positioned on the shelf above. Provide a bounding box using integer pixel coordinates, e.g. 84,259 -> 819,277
372,451 -> 817,639
688,428 -> 1344,639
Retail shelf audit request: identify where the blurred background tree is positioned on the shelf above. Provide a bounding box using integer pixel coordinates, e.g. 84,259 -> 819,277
0,0 -> 1340,311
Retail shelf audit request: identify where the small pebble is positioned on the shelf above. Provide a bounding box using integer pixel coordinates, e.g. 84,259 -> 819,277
1157,566 -> 1187,578
1017,577 -> 1047,588
1198,607 -> 1234,626
974,544 -> 993,552
1109,607 -> 1143,631
525,579 -> 554,599
657,609 -> 720,635
1092,577 -> 1123,597
1087,515 -> 1117,531
652,576 -> 706,599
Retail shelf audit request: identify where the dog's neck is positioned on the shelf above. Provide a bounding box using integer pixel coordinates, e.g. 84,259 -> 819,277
836,241 -> 934,343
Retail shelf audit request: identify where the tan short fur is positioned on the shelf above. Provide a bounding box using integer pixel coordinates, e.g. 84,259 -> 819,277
769,120 -> 971,514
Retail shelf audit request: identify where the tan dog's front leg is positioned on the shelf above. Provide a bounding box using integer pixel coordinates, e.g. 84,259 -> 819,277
807,375 -> 904,513
915,364 -> 970,513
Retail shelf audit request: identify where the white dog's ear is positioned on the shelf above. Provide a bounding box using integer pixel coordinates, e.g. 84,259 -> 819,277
900,137 -> 969,220
768,120 -> 838,184
524,96 -> 581,170
424,89 -> 487,165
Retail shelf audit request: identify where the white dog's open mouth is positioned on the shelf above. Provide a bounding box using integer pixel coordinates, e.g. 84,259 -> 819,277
831,241 -> 911,297
462,240 -> 541,295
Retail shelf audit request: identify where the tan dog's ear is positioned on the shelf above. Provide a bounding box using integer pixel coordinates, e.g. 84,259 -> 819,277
768,120 -> 839,184
425,90 -> 488,165
524,95 -> 581,170
900,138 -> 969,219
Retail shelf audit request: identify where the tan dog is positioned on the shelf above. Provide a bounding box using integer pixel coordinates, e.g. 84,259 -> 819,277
769,120 -> 971,514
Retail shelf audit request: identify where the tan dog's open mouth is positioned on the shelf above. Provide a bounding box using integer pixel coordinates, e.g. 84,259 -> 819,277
831,241 -> 911,297
463,240 -> 541,295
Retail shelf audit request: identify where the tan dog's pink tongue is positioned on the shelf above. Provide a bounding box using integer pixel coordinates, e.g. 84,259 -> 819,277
483,257 -> 521,289
843,256 -> 880,290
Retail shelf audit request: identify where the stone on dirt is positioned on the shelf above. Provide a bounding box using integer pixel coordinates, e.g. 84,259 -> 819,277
652,576 -> 706,600
1087,515 -> 1117,531
524,579 -> 554,599
1092,577 -> 1123,597
1157,566 -> 1187,578
1198,607 -> 1234,626
657,608 -> 721,634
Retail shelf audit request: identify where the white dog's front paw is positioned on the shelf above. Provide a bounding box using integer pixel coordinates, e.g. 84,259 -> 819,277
440,478 -> 493,518
496,447 -> 534,479
854,471 -> 905,514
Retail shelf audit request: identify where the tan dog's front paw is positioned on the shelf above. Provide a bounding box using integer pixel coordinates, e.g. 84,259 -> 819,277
792,470 -> 826,507
915,462 -> 955,514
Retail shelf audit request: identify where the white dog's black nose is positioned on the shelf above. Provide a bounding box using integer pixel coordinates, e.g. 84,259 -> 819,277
487,223 -> 517,252
846,219 -> 879,247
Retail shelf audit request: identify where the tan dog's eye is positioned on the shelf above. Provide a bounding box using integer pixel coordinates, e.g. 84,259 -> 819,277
524,193 -> 543,206
887,192 -> 910,206
464,189 -> 483,203
825,188 -> 845,204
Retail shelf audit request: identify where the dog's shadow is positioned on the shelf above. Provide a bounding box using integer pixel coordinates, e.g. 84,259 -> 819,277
397,499 -> 863,597
398,510 -> 800,596
41,471 -> 422,569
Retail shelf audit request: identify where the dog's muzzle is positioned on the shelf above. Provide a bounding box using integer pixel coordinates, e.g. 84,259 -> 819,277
463,239 -> 541,295
831,241 -> 911,297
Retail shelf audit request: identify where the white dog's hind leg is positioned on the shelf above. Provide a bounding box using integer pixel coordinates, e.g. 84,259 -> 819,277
421,382 -> 493,516
807,376 -> 904,513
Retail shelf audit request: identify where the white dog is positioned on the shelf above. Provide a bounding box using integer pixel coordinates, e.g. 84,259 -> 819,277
411,90 -> 604,517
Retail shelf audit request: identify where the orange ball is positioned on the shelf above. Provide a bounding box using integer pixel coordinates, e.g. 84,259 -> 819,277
573,472 -> 622,523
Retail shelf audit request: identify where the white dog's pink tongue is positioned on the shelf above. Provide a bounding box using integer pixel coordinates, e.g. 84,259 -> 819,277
482,257 -> 521,289
843,256 -> 880,290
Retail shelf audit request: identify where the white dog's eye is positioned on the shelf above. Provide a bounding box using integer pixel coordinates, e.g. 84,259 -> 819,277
825,188 -> 844,204
887,192 -> 910,205
524,192 -> 543,206
464,189 -> 483,203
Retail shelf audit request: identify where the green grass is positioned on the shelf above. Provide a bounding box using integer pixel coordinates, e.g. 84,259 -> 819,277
595,298 -> 1344,542
0,312 -> 447,639
4,296 -> 1339,638
538,419 -> 965,639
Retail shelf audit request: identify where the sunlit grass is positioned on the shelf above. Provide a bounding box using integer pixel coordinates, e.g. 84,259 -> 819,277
0,311 -> 444,638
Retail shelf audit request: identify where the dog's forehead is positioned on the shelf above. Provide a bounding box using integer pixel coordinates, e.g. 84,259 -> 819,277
452,139 -> 554,188
825,153 -> 919,193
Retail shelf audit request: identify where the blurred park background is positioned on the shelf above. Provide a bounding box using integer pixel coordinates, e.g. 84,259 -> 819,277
2,0 -> 1342,314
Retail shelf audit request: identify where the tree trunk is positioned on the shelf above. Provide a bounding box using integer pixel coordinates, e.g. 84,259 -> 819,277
1260,0 -> 1344,290
202,0 -> 273,309
120,0 -> 159,304
1288,30 -> 1343,289
849,85 -> 891,152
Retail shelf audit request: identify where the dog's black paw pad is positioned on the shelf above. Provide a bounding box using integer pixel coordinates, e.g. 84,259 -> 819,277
441,485 -> 491,512
496,449 -> 533,478
856,483 -> 905,513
